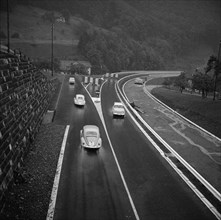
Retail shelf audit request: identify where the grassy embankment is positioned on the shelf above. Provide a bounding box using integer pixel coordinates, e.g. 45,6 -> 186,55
0,5 -> 80,59
147,78 -> 221,138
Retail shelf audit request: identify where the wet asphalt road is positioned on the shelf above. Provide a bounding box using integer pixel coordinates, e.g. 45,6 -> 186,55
52,75 -> 216,220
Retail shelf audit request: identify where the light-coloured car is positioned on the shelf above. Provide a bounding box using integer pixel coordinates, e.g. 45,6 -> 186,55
112,102 -> 125,118
135,77 -> 144,85
74,94 -> 85,106
69,77 -> 75,84
80,125 -> 102,149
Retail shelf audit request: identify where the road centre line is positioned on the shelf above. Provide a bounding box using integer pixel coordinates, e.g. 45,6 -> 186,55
83,82 -> 140,220
46,125 -> 70,220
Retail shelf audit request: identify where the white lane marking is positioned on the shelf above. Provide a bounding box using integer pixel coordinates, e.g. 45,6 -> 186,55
46,125 -> 70,220
116,75 -> 221,219
83,83 -> 140,220
85,82 -> 91,89
120,76 -> 221,201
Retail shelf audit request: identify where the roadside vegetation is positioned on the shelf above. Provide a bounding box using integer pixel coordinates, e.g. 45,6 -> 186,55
153,54 -> 221,101
148,79 -> 221,139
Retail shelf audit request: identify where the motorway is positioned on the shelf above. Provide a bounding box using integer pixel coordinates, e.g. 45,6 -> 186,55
50,74 -> 217,220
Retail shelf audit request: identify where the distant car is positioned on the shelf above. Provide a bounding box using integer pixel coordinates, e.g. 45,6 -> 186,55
69,77 -> 75,84
74,94 -> 85,106
135,77 -> 144,85
80,125 -> 102,149
112,102 -> 125,118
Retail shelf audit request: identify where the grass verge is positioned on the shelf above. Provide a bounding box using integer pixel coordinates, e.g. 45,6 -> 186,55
151,87 -> 221,139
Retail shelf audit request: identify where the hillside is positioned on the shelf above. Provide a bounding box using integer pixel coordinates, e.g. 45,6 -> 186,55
0,4 -> 83,59
0,0 -> 220,73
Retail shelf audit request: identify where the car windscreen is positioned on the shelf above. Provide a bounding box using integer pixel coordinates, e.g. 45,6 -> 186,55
114,105 -> 124,108
85,131 -> 98,137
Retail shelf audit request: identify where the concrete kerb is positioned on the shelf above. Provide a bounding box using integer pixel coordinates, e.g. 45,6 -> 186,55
116,74 -> 221,203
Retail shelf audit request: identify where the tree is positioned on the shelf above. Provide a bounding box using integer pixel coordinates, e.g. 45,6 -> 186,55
70,63 -> 88,75
61,9 -> 70,24
205,55 -> 221,100
192,71 -> 213,98
163,77 -> 173,88
41,12 -> 56,23
33,59 -> 60,72
174,72 -> 187,93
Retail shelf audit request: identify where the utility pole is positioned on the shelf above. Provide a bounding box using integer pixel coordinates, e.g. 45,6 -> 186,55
51,16 -> 65,77
51,23 -> 54,77
0,0 -> 2,46
213,40 -> 221,101
218,40 -> 221,63
7,0 -> 10,53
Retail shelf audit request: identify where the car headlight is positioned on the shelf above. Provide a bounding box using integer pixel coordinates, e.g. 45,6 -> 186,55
81,138 -> 86,146
98,139 -> 102,146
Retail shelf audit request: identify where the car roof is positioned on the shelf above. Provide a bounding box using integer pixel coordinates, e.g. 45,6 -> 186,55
76,94 -> 84,98
83,125 -> 99,132
114,102 -> 123,106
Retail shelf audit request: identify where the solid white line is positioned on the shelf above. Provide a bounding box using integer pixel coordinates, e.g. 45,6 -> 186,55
119,75 -> 221,202
46,125 -> 70,220
164,156 -> 221,220
85,82 -> 91,89
83,82 -> 140,220
102,121 -> 140,220
116,75 -> 221,219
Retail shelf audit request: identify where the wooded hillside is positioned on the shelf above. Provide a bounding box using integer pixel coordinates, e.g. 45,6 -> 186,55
1,0 -> 220,73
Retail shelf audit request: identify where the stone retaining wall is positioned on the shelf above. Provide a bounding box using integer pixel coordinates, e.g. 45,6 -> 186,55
0,50 -> 57,210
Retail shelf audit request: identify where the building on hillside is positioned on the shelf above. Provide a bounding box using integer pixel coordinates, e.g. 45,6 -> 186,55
60,60 -> 91,75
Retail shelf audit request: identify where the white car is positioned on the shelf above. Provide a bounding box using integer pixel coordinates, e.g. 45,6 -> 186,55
135,77 -> 144,85
74,94 -> 85,106
112,102 -> 125,118
69,77 -> 75,84
80,125 -> 102,149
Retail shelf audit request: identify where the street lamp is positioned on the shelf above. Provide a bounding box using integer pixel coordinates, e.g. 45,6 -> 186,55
51,23 -> 54,77
218,40 -> 221,63
213,40 -> 221,101
7,0 -> 10,53
51,16 -> 65,77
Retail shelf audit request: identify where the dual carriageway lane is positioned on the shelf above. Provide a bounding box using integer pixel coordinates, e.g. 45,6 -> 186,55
49,74 -> 217,220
